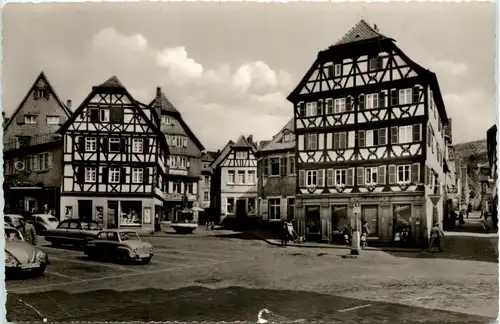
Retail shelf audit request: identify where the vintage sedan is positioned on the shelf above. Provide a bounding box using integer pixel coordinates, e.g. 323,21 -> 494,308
45,219 -> 102,247
5,226 -> 49,278
84,230 -> 154,264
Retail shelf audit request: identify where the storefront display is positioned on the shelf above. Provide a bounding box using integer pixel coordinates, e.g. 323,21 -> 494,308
120,201 -> 142,226
305,206 -> 321,235
107,201 -> 118,229
393,204 -> 411,233
96,206 -> 104,228
65,206 -> 73,219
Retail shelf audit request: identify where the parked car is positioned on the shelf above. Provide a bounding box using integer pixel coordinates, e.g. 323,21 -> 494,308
44,219 -> 102,247
4,214 -> 24,228
5,226 -> 49,278
31,214 -> 59,234
84,230 -> 153,264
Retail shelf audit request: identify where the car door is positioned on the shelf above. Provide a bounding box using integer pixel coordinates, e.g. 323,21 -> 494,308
104,232 -> 120,259
51,220 -> 70,242
90,232 -> 107,257
67,221 -> 82,244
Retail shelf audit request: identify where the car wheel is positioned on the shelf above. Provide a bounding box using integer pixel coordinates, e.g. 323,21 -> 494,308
141,257 -> 151,265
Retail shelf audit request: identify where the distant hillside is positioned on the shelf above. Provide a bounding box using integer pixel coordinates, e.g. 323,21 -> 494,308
453,139 -> 488,166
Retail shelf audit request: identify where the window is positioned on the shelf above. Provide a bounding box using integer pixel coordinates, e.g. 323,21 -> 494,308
398,125 -> 413,144
284,133 -> 291,142
227,198 -> 234,214
173,182 -> 181,193
269,198 -> 281,220
335,169 -> 346,185
307,134 -> 317,150
204,176 -> 210,185
326,99 -> 334,114
132,139 -> 143,153
183,137 -> 188,148
203,191 -> 209,201
132,168 -> 143,183
429,91 -> 434,110
238,170 -> 245,184
109,168 -> 121,183
85,137 -> 97,152
162,116 -> 173,125
289,157 -> 295,175
38,153 -> 51,170
24,115 -> 37,124
270,158 -> 280,176
367,128 -> 387,146
334,98 -> 345,113
335,64 -> 342,76
399,89 -> 412,105
333,132 -> 347,149
369,56 -> 383,71
100,109 -> 110,122
187,183 -> 194,194
306,102 -> 317,117
365,167 -> 378,184
366,93 -> 379,109
248,170 -> 256,184
228,170 -> 235,184
169,156 -> 188,168
46,116 -> 60,125
236,151 -> 248,159
412,124 -> 421,142
84,167 -> 96,182
248,198 -> 256,214
397,165 -> 411,182
25,156 -> 33,172
109,138 -> 121,152
306,170 -> 317,186
298,102 -> 306,117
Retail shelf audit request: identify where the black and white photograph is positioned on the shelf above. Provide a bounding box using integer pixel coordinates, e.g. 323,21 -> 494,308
2,1 -> 498,322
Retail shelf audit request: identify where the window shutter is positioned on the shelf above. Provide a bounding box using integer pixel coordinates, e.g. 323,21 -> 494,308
412,86 -> 420,103
357,167 -> 364,186
120,138 -> 128,153
358,94 -> 365,110
263,158 -> 268,176
327,169 -> 334,187
102,138 -> 108,153
411,163 -> 420,183
143,138 -> 149,154
102,168 -> 108,184
78,136 -> 85,153
90,109 -> 99,122
318,170 -> 325,187
33,156 -> 39,171
16,115 -> 25,125
143,167 -> 149,184
76,167 -> 84,184
183,137 -> 188,147
378,165 -> 386,184
358,130 -> 365,147
47,153 -> 53,168
391,126 -> 399,144
333,133 -> 340,149
298,170 -> 305,187
378,91 -> 386,108
120,168 -> 126,183
257,160 -> 262,179
412,124 -> 421,142
328,66 -> 334,78
346,97 -> 352,111
347,168 -> 354,186
389,165 -> 397,184
391,89 -> 399,106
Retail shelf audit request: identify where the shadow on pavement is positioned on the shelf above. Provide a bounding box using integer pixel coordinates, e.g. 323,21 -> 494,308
7,286 -> 495,323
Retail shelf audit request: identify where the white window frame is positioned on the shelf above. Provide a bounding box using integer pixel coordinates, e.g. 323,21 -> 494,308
398,125 -> 413,144
203,191 -> 209,201
228,170 -> 235,184
109,168 -> 121,183
306,170 -> 317,186
161,116 -> 173,125
226,198 -> 235,214
365,167 -> 378,184
397,165 -> 411,182
109,138 -> 121,152
366,93 -> 379,109
248,170 -> 256,184
269,198 -> 281,220
236,151 -> 248,159
335,169 -> 346,186
326,99 -> 334,114
183,137 -> 188,147
306,102 -> 317,117
100,109 -> 110,122
307,134 -> 317,150
132,138 -> 144,153
84,167 -> 96,182
24,115 -> 37,124
334,98 -> 345,114
204,176 -> 210,185
399,89 -> 412,105
237,170 -> 245,184
132,168 -> 143,183
334,64 -> 342,76
46,116 -> 60,125
284,133 -> 291,142
85,137 -> 97,152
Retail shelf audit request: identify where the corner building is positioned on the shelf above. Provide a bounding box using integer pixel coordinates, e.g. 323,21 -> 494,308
287,20 -> 449,245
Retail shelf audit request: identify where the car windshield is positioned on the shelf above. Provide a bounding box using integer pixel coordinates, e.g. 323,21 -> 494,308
5,228 -> 23,241
119,232 -> 140,241
80,222 -> 101,230
47,217 -> 58,223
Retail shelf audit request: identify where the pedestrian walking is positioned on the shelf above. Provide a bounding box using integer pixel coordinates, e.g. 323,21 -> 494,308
281,220 -> 288,247
16,218 -> 37,245
429,222 -> 444,252
458,211 -> 465,228
361,221 -> 370,248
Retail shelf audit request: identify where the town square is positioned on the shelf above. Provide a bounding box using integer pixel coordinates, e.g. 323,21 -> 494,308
2,1 -> 498,323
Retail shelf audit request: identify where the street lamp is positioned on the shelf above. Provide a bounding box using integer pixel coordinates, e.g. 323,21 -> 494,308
351,200 -> 361,255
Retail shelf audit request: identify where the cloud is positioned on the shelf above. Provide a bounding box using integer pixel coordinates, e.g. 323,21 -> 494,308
427,59 -> 468,76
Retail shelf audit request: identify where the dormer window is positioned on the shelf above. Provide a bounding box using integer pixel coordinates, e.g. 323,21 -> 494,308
46,116 -> 60,125
284,133 -> 291,143
33,88 -> 49,100
162,116 -> 173,125
24,115 -> 37,124
236,151 -> 248,160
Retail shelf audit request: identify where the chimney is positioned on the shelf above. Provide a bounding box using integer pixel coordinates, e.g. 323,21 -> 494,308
217,149 -> 221,154
155,87 -> 162,117
66,100 -> 72,110
374,24 -> 378,31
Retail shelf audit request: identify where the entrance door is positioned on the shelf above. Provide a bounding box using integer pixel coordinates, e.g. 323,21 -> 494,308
287,198 -> 295,222
236,199 -> 247,219
305,206 -> 321,241
78,200 -> 93,221
361,205 -> 378,237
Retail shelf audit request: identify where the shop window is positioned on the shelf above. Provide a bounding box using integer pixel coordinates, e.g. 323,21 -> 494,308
248,198 -> 256,214
393,204 -> 412,234
227,198 -> 235,214
120,201 -> 142,226
305,206 -> 321,235
269,198 -> 281,220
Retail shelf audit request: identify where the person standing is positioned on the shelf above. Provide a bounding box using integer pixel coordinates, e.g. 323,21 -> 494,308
17,218 -> 37,245
361,221 -> 370,248
281,220 -> 288,247
429,222 -> 444,252
458,211 -> 465,228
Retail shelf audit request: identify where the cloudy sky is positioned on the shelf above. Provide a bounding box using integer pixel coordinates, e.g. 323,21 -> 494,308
2,2 -> 496,151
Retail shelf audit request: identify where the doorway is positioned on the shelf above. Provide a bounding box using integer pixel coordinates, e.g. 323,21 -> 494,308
78,200 -> 93,221
236,199 -> 247,219
331,205 -> 348,244
361,205 -> 378,237
305,206 -> 321,241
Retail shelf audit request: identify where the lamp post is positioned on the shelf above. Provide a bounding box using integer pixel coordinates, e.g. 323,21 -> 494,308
350,201 -> 361,255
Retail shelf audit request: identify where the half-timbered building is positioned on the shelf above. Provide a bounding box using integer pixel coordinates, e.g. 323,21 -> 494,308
3,72 -> 72,219
150,88 -> 205,222
210,136 -> 258,227
256,118 -> 296,228
288,20 -> 449,245
58,76 -> 169,233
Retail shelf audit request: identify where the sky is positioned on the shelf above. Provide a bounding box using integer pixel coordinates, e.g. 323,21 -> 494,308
2,2 -> 497,151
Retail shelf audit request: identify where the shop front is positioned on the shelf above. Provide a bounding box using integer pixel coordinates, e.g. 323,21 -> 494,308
60,196 -> 161,234
4,184 -> 60,219
295,192 -> 427,246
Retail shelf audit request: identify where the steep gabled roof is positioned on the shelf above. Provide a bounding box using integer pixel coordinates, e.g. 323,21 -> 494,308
234,135 -> 252,148
259,117 -> 295,152
211,140 -> 235,168
201,150 -> 219,162
333,19 -> 387,46
96,75 -> 125,89
4,71 -> 72,131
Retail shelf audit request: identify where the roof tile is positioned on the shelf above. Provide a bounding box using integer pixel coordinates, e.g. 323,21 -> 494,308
334,19 -> 386,46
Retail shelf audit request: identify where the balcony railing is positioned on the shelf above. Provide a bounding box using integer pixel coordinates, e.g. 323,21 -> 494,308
4,133 -> 62,152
